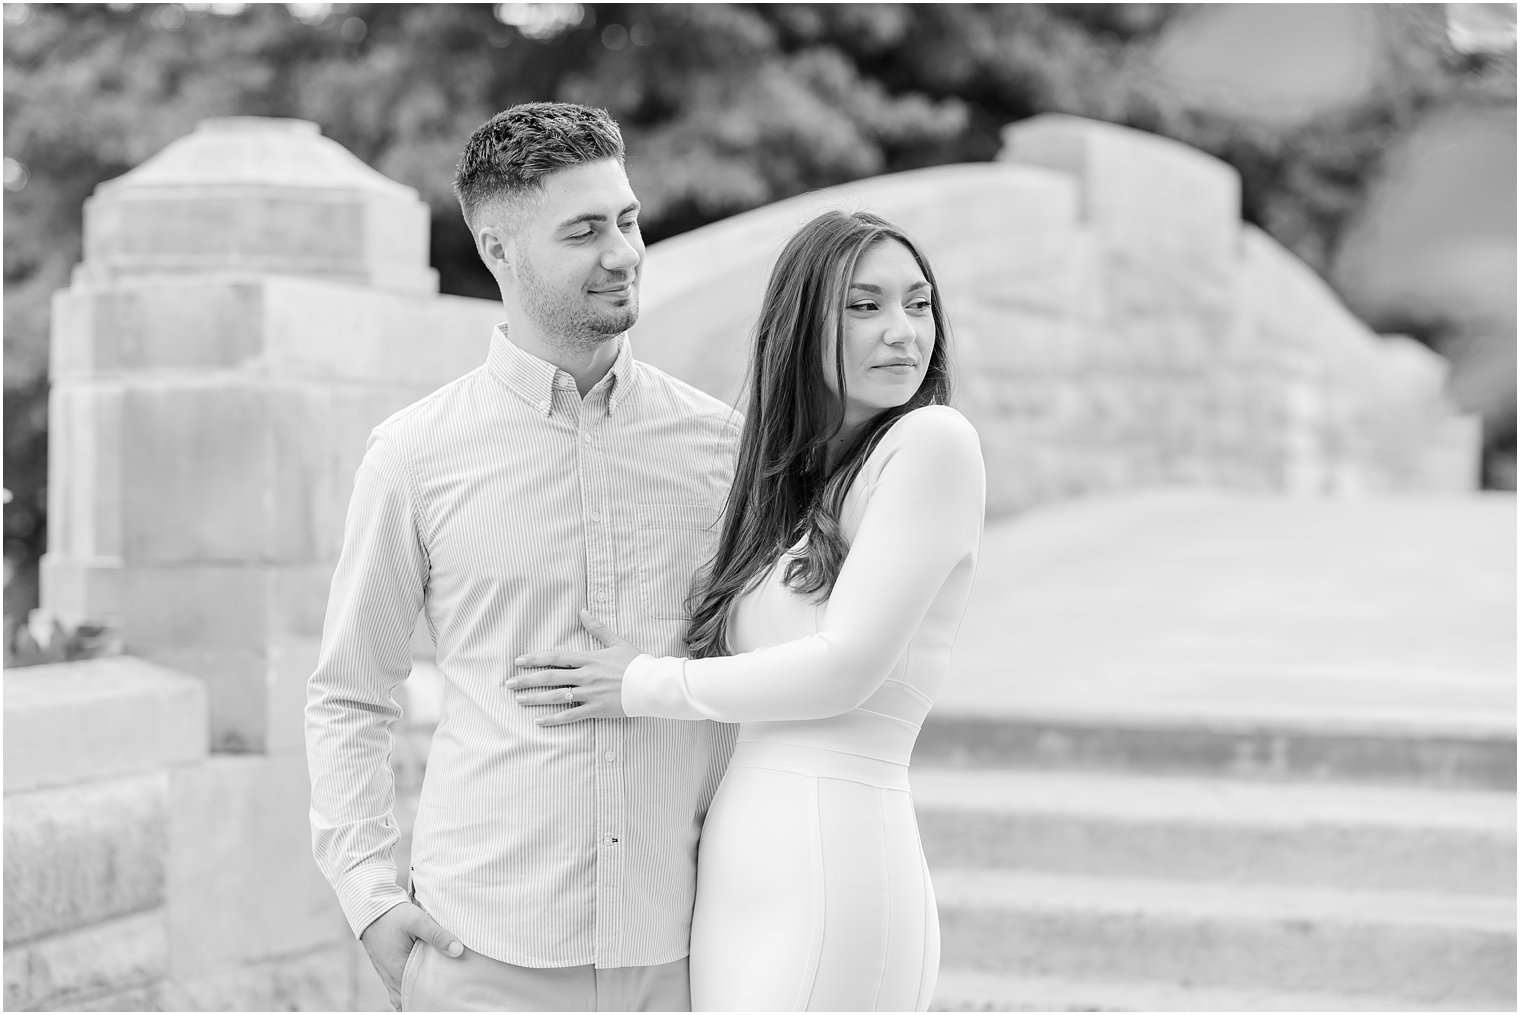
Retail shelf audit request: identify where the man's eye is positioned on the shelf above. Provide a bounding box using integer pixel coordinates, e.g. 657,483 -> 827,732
619,219 -> 639,232
569,231 -> 594,241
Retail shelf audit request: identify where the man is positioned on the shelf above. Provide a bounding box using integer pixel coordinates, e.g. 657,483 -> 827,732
306,103 -> 740,1012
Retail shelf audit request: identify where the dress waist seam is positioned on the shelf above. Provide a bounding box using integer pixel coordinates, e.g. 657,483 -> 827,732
723,760 -> 912,793
853,706 -> 922,730
733,736 -> 908,766
727,739 -> 911,790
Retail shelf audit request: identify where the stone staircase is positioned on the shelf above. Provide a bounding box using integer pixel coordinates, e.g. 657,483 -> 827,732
913,716 -> 1517,1011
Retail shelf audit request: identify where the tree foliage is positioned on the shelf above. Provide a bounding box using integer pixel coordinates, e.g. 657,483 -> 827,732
3,2 -> 1513,624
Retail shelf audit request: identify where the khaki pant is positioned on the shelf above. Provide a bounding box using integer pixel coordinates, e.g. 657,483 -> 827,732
399,943 -> 690,1012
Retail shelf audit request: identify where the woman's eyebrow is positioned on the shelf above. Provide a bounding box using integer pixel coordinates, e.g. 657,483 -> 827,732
848,281 -> 933,293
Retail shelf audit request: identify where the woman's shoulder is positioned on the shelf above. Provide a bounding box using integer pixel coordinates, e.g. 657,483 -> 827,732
853,405 -> 984,497
840,405 -> 984,531
878,404 -> 981,456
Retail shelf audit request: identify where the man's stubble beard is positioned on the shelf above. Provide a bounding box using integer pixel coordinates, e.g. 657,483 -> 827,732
517,251 -> 639,354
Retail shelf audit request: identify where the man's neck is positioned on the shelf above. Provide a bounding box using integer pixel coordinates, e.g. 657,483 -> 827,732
506,324 -> 621,398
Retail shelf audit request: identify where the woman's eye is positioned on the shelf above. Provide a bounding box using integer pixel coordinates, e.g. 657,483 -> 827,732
848,300 -> 879,312
909,298 -> 933,311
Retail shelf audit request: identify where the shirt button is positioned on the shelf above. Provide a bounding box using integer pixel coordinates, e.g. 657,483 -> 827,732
590,511 -> 602,523
604,751 -> 616,762
595,590 -> 608,602
603,835 -> 618,845
583,433 -> 593,444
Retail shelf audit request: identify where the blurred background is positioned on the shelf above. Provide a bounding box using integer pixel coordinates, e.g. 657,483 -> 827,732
4,2 -> 1516,646
2,4 -> 1515,1012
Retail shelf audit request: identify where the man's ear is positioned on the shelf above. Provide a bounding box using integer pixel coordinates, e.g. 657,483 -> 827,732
476,225 -> 513,278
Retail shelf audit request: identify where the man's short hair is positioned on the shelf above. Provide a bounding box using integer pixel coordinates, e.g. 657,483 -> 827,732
453,102 -> 626,234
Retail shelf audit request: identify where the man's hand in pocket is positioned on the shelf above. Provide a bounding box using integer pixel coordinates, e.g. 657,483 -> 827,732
360,901 -> 464,1009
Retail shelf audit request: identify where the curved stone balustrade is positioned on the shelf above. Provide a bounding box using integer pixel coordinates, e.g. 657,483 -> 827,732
630,114 -> 1478,516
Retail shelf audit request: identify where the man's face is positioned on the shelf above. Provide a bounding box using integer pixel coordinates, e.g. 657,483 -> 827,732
511,159 -> 644,349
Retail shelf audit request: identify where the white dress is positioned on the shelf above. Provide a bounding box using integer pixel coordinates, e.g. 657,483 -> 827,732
623,405 -> 986,1012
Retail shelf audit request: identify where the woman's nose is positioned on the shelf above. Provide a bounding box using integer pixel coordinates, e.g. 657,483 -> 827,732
882,309 -> 915,345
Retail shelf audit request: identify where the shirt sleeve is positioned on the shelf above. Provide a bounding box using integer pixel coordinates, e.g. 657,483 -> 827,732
305,433 -> 425,937
623,407 -> 985,722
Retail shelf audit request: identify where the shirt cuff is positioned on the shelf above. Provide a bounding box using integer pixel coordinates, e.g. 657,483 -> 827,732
623,654 -> 706,720
336,863 -> 413,939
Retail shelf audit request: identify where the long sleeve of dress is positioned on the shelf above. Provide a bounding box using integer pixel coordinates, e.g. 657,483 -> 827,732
305,433 -> 426,937
623,406 -> 984,723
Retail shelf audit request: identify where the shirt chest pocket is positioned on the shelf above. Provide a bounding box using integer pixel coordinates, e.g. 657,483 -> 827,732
635,503 -> 722,620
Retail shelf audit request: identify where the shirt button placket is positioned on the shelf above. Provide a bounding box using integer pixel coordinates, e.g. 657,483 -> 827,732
581,392 -> 625,964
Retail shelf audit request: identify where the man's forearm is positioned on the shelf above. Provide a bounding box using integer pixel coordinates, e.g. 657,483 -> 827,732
307,678 -> 413,937
306,433 -> 430,937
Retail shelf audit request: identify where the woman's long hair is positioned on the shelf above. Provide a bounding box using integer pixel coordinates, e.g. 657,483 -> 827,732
685,210 -> 954,659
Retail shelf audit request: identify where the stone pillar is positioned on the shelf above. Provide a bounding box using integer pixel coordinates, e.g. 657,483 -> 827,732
41,117 -> 491,753
999,115 -> 1255,490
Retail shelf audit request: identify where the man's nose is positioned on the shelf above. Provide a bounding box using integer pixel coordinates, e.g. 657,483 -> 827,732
602,232 -> 641,273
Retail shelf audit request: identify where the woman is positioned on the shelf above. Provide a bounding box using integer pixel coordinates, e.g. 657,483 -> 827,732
511,210 -> 985,1011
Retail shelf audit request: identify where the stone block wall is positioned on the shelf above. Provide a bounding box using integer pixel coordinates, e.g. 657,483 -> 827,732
3,658 -> 386,1012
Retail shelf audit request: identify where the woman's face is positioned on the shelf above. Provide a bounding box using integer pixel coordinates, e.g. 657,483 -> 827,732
823,238 -> 936,431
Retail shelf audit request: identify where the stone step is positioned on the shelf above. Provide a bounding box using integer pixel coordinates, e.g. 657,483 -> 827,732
934,869 -> 1517,1003
929,968 -> 1516,1012
911,768 -> 1516,896
914,710 -> 1516,790
2,657 -> 207,794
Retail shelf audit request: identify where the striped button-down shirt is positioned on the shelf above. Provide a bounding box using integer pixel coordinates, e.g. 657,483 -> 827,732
306,327 -> 741,969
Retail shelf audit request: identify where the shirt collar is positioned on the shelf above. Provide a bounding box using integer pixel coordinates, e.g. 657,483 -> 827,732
485,325 -> 636,417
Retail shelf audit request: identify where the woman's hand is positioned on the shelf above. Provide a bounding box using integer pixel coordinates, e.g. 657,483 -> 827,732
508,610 -> 642,726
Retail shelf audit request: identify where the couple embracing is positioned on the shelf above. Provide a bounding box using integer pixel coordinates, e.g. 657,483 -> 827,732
305,101 -> 985,1013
